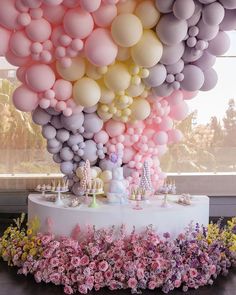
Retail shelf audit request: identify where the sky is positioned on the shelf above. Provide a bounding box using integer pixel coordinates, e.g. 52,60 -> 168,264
1,32 -> 236,126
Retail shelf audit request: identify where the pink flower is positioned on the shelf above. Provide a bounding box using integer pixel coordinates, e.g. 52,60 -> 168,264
86,275 -> 94,287
78,284 -> 88,294
50,257 -> 59,267
41,235 -> 52,245
148,280 -> 156,290
89,261 -> 96,270
94,271 -> 103,283
64,285 -> 73,294
151,260 -> 161,270
58,266 -> 65,273
182,274 -> 188,282
104,270 -> 113,281
49,272 -> 61,285
174,279 -> 181,288
134,246 -> 144,257
210,265 -> 216,275
80,255 -> 89,266
189,268 -> 198,278
91,246 -> 99,257
34,271 -> 42,283
128,278 -> 137,289
43,249 -> 53,259
71,256 -> 80,267
98,260 -> 109,272
137,268 -> 145,280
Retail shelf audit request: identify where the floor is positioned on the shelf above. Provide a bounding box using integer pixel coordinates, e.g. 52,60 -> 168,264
0,216 -> 236,295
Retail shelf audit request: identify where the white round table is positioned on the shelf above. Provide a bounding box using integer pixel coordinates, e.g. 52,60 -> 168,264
28,194 -> 209,238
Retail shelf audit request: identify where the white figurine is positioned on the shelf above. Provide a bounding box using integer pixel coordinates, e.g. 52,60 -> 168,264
107,167 -> 128,204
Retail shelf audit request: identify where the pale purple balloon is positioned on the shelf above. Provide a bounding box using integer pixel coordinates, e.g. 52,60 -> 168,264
156,14 -> 188,45
67,134 -> 83,146
60,161 -> 74,174
61,112 -> 84,131
219,9 -> 236,31
82,132 -> 94,139
42,124 -> 56,139
32,107 -> 51,125
81,140 -> 98,162
45,107 -> 60,116
166,74 -> 175,83
144,64 -> 167,87
60,147 -> 74,161
160,42 -> 185,65
83,105 -> 98,113
72,182 -> 84,196
201,68 -> 218,91
47,138 -> 61,148
193,51 -> 216,70
51,115 -> 63,129
175,73 -> 184,82
187,1 -> 202,26
155,0 -> 174,13
197,20 -> 219,41
195,40 -> 208,51
173,0 -> 195,20
181,65 -> 205,91
83,113 -> 103,134
202,2 -> 225,26
208,31 -> 230,56
188,26 -> 199,37
187,36 -> 197,47
199,0 -> 216,3
166,59 -> 184,74
182,47 -> 203,62
219,0 -> 236,9
56,128 -> 70,142
47,145 -> 62,154
153,82 -> 173,97
99,158 -> 117,171
53,153 -> 62,163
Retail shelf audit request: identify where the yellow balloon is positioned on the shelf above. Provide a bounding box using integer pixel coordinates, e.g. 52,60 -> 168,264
111,13 -> 143,47
104,63 -> 131,92
100,170 -> 112,183
56,57 -> 86,81
117,0 -> 137,14
86,62 -> 102,80
131,30 -> 163,68
116,46 -> 130,61
130,98 -> 151,120
126,82 -> 145,97
135,0 -> 160,29
73,77 -> 101,107
97,108 -> 113,121
76,167 -> 84,179
99,82 -> 115,104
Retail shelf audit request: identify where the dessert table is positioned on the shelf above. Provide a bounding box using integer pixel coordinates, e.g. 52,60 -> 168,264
28,194 -> 209,238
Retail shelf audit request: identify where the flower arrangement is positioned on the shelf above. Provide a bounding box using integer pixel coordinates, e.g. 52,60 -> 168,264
1,215 -> 236,294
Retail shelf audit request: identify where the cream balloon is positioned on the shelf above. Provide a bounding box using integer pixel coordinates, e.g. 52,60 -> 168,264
111,13 -> 143,47
97,108 -> 113,121
116,46 -> 130,61
104,63 -> 131,92
130,98 -> 151,120
135,0 -> 160,29
56,57 -> 86,81
86,62 -> 102,80
73,77 -> 101,107
131,30 -> 163,68
90,168 -> 98,179
100,170 -> 112,182
99,83 -> 115,104
117,0 -> 137,14
126,82 -> 145,97
76,166 -> 84,179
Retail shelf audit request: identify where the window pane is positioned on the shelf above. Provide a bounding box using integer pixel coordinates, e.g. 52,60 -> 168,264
161,57 -> 236,173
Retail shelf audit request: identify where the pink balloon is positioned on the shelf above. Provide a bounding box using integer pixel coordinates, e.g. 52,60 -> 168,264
21,0 -> 42,8
0,0 -> 20,30
105,120 -> 126,137
122,147 -> 135,163
93,3 -> 117,27
10,31 -> 31,57
170,100 -> 189,121
53,79 -> 72,101
5,50 -> 30,66
13,85 -> 39,112
26,18 -> 52,42
51,26 -> 65,47
158,116 -> 173,131
25,64 -> 56,92
63,8 -> 94,39
166,90 -> 184,105
80,0 -> 101,12
0,27 -> 11,56
168,129 -> 183,144
16,67 -> 27,83
94,130 -> 109,144
153,131 -> 168,145
85,28 -> 118,66
43,0 -> 63,5
43,4 -> 66,25
182,90 -> 198,100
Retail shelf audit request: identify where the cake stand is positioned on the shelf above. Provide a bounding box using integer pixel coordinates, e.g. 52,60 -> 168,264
52,189 -> 69,206
87,191 -> 104,208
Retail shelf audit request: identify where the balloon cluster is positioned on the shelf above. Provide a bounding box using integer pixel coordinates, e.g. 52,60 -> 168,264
0,0 -> 236,192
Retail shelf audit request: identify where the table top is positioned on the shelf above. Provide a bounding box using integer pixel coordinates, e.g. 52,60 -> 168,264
28,194 -> 209,213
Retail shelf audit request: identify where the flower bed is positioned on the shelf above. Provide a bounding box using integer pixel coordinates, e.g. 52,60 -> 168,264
1,215 -> 236,294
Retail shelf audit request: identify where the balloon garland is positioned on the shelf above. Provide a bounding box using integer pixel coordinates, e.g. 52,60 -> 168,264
0,0 -> 236,192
